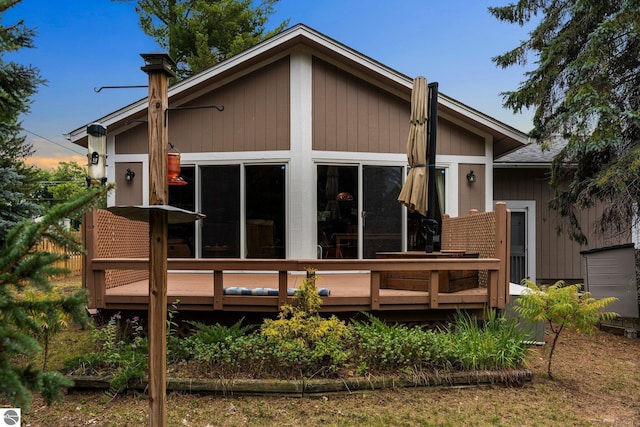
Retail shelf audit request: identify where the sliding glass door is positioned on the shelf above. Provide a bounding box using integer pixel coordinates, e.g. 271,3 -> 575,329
317,164 -> 402,259
168,166 -> 195,257
198,164 -> 286,259
362,166 -> 402,258
200,165 -> 240,258
317,165 -> 358,258
245,165 -> 286,259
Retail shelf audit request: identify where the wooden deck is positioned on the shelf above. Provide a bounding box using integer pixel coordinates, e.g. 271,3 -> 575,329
82,204 -> 511,321
84,257 -> 505,323
103,271 -> 490,313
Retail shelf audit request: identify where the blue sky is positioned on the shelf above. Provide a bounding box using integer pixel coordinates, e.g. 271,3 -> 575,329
5,0 -> 536,169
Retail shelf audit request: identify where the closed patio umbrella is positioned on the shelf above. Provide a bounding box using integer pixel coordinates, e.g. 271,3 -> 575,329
398,77 -> 428,216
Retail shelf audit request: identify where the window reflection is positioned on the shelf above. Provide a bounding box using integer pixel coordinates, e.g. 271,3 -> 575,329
317,165 -> 358,258
168,166 -> 195,257
245,165 -> 286,259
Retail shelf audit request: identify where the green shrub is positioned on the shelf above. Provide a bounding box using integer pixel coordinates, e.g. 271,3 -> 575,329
440,310 -> 528,371
185,318 -> 253,348
349,313 -> 434,374
183,319 -> 256,375
260,273 -> 351,377
62,291 -> 532,390
64,313 -> 148,395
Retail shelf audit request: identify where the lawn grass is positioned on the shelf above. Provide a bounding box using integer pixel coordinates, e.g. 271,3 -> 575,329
14,276 -> 640,426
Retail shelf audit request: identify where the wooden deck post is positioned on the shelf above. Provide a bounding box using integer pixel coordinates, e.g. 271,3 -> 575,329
82,210 -> 99,308
429,270 -> 439,308
213,270 -> 223,310
370,271 -> 380,310
278,270 -> 288,308
142,53 -> 174,427
495,202 -> 509,309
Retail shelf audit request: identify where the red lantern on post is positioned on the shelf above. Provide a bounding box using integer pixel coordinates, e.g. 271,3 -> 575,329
168,143 -> 187,186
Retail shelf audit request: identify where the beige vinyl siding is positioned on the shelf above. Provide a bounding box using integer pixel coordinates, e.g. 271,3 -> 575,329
494,168 -> 630,284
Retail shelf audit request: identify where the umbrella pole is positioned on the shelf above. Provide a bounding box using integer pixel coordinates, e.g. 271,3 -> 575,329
424,82 -> 439,253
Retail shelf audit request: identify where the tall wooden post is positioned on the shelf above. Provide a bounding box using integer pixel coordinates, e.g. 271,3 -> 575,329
141,53 -> 175,427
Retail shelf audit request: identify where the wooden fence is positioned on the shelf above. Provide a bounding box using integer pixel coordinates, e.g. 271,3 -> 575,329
35,231 -> 83,277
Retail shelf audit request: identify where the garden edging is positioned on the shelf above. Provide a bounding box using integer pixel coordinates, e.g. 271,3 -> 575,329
67,369 -> 532,396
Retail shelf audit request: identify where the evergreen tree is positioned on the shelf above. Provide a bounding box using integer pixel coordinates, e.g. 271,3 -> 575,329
114,0 -> 289,79
0,0 -> 46,245
0,165 -> 42,247
0,185 -> 112,409
490,1 -> 640,243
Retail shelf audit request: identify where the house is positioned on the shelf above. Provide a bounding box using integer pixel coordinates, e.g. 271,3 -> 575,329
67,24 -> 625,288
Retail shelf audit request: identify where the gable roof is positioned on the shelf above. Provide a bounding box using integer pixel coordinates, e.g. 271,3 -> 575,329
66,24 -> 529,154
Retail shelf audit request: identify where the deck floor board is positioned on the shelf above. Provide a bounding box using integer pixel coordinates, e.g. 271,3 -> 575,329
104,272 -> 487,314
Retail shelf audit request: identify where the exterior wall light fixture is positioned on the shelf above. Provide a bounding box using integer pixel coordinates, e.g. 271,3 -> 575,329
125,168 -> 135,182
466,170 -> 476,183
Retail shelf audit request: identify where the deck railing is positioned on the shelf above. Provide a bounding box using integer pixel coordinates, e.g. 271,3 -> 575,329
83,203 -> 510,313
87,257 -> 505,312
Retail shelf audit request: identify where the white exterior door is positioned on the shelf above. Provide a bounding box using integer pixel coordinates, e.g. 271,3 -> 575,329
498,200 -> 536,284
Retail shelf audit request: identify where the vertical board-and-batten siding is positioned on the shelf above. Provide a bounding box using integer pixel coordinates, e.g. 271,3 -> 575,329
312,57 -> 406,153
494,168 -> 630,283
115,57 -> 291,154
116,55 -> 489,158
458,163 -> 486,214
115,162 -> 143,206
312,57 -> 486,156
438,120 -> 485,156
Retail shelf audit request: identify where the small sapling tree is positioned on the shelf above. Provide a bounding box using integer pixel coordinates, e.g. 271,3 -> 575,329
516,280 -> 618,379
